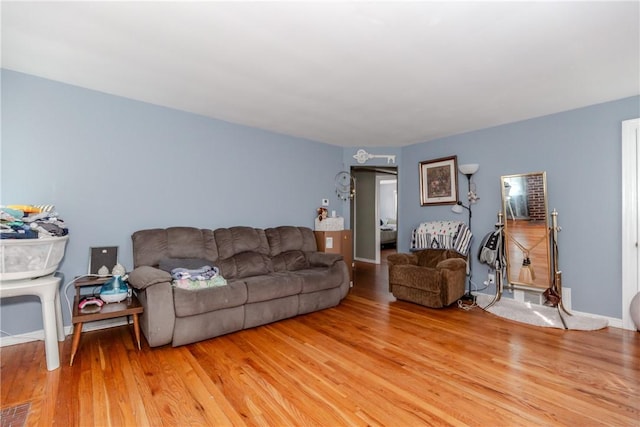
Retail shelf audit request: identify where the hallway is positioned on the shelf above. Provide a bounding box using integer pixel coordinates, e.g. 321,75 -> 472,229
351,248 -> 396,302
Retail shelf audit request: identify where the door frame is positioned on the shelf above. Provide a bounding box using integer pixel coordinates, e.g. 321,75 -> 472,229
351,166 -> 398,264
622,118 -> 639,330
377,175 -> 398,262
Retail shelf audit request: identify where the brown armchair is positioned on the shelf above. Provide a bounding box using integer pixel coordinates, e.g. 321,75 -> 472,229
387,249 -> 467,308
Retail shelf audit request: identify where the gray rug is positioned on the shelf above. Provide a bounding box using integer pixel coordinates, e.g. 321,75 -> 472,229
475,294 -> 608,331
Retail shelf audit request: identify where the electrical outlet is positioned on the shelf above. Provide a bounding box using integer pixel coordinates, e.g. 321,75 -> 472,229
487,273 -> 495,285
325,237 -> 334,249
321,198 -> 329,206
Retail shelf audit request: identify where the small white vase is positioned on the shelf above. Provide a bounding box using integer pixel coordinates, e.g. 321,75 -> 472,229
630,292 -> 640,331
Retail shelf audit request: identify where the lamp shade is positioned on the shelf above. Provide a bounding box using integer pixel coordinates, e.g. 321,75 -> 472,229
451,204 -> 464,214
459,163 -> 479,175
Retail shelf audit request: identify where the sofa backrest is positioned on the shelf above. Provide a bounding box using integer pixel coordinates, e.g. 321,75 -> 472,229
265,226 -> 317,256
132,227 -> 218,268
213,227 -> 270,259
132,226 -> 319,276
211,227 -> 271,279
265,226 -> 318,272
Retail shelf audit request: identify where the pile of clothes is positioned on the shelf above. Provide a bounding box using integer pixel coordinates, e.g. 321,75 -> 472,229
0,205 -> 69,239
170,265 -> 227,290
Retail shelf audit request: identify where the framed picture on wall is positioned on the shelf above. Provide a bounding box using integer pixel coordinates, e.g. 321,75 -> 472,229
419,155 -> 459,206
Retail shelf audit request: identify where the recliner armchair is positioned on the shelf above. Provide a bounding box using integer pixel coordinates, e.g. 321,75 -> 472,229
387,249 -> 467,308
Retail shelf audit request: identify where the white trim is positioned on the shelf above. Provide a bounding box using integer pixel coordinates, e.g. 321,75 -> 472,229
354,256 -> 377,263
622,118 -> 640,330
1,307 -> 624,348
0,318 -> 131,347
373,175 -> 384,264
569,308 -> 622,329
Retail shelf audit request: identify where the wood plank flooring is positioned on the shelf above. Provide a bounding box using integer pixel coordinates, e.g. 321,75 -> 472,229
1,252 -> 638,426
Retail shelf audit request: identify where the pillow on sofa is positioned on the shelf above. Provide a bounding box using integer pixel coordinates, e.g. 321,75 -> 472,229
159,258 -> 212,273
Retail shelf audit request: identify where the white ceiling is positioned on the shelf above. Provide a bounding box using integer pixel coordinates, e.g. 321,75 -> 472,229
2,1 -> 639,147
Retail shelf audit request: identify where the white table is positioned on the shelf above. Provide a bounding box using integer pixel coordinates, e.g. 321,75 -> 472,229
0,275 -> 65,370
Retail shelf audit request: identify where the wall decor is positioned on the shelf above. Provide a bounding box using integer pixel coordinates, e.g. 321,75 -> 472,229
419,155 -> 458,206
352,149 -> 396,164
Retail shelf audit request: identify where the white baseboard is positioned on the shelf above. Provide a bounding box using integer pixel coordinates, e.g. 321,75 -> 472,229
0,304 -> 629,348
570,309 -> 623,329
354,256 -> 377,264
0,317 -> 131,348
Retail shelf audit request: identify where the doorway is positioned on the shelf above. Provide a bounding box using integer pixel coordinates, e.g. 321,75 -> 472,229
350,166 -> 398,264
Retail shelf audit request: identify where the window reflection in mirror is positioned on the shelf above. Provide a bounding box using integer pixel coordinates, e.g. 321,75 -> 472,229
501,172 -> 551,289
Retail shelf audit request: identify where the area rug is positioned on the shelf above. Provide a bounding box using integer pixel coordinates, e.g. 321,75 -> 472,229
0,402 -> 30,427
475,294 -> 608,331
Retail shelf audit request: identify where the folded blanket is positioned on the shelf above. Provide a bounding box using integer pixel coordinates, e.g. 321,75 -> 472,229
172,276 -> 228,290
170,265 -> 220,280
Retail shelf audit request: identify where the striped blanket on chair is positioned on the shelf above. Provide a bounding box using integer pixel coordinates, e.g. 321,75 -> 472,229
410,220 -> 472,255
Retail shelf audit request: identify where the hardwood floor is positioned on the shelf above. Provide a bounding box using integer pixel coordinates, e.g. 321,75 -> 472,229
1,252 -> 638,426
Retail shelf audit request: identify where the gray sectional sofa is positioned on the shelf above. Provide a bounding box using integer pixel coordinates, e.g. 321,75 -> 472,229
127,226 -> 350,347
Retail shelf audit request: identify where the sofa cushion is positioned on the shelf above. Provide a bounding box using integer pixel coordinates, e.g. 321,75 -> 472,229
217,252 -> 273,279
173,279 -> 247,317
272,250 -> 310,272
292,264 -> 344,293
244,272 -> 302,303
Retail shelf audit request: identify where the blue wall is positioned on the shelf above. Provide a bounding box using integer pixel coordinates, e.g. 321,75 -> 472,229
1,70 -> 346,334
398,96 -> 639,318
2,68 -> 638,336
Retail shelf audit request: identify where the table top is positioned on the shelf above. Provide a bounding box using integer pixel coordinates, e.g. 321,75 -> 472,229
72,294 -> 143,324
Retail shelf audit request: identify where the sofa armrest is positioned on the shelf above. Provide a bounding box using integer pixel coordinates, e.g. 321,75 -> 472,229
136,281 -> 176,347
387,253 -> 418,266
436,258 -> 467,272
128,266 -> 176,347
128,266 -> 172,290
306,251 -> 343,267
436,258 -> 467,305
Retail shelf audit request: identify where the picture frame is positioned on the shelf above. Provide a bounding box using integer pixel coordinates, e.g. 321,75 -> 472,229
419,155 -> 459,206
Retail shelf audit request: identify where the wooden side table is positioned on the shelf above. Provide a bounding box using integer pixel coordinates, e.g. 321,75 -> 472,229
70,277 -> 144,366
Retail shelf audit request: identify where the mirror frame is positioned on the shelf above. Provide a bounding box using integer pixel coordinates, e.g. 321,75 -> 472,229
500,171 -> 551,290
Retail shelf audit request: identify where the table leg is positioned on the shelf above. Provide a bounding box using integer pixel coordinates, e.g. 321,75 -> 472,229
2,276 -> 63,370
55,287 -> 65,342
70,323 -> 83,366
40,296 -> 61,371
132,313 -> 141,350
